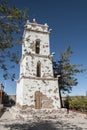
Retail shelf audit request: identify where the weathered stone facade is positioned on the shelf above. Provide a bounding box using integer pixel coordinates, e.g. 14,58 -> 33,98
16,19 -> 61,109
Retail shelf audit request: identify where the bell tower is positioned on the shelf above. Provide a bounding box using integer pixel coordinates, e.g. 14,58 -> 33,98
16,19 -> 61,109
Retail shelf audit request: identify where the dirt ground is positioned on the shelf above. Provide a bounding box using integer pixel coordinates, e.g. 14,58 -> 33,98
0,107 -> 87,130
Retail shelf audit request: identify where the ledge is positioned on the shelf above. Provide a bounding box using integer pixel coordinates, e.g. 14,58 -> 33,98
16,76 -> 58,83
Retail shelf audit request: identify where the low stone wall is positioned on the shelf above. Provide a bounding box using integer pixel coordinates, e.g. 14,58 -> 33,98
10,105 -> 67,121
3,95 -> 16,107
9,95 -> 16,102
0,104 -> 3,112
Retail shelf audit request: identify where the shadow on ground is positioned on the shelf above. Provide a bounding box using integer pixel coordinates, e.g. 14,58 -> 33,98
4,120 -> 82,130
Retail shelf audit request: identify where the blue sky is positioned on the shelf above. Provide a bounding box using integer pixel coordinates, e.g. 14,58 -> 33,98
2,0 -> 87,96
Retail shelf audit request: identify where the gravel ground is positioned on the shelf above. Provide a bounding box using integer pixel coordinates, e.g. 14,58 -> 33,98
0,107 -> 87,130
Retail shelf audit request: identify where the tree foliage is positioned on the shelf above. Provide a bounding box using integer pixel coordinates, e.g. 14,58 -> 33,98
53,46 -> 85,93
69,96 -> 87,112
0,0 -> 28,80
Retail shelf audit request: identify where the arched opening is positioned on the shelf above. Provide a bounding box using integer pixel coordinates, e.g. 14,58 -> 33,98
37,61 -> 41,77
35,91 -> 42,109
35,40 -> 40,54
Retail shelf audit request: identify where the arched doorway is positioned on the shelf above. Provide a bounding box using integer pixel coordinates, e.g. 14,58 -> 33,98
35,91 -> 42,109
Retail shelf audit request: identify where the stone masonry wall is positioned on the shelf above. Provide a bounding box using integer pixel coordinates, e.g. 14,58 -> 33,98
20,55 -> 53,78
16,20 -> 61,109
16,78 -> 61,109
22,31 -> 50,56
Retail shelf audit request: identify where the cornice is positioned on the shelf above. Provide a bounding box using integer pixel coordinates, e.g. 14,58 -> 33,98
16,76 -> 58,83
25,28 -> 50,34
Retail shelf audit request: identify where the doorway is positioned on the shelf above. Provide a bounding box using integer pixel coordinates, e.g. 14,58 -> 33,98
35,91 -> 42,109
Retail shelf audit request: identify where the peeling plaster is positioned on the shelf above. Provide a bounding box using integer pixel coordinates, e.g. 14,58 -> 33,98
16,20 -> 61,109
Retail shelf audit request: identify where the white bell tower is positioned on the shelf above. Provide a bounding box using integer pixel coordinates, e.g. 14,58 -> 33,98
16,19 -> 61,109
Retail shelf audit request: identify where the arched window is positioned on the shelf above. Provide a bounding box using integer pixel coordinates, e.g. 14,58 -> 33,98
37,61 -> 41,77
35,39 -> 40,54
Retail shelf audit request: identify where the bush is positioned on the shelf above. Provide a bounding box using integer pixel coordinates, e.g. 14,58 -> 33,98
69,96 -> 87,112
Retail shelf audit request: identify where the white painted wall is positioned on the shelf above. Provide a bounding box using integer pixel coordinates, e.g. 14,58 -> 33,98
19,55 -> 53,78
16,20 -> 61,109
17,78 -> 61,109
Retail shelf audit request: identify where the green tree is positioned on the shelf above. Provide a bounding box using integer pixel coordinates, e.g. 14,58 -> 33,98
0,0 -> 28,80
69,96 -> 87,112
53,46 -> 85,106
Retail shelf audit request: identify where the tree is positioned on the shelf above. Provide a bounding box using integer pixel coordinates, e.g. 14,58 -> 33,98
69,96 -> 87,112
53,46 -> 85,106
0,0 -> 28,80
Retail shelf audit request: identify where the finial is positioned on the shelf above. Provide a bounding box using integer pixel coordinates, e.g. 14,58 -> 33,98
49,29 -> 52,32
51,52 -> 55,55
44,23 -> 48,26
26,20 -> 29,23
33,18 -> 36,22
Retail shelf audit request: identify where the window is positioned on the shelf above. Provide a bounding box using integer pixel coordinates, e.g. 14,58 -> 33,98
37,61 -> 41,77
35,40 -> 40,54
